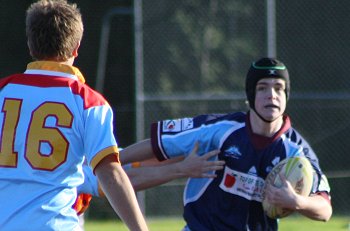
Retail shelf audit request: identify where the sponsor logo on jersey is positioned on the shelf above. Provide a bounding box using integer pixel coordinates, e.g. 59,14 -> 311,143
162,118 -> 193,132
182,118 -> 194,130
220,166 -> 264,202
248,167 -> 257,175
224,146 -> 242,159
163,120 -> 180,132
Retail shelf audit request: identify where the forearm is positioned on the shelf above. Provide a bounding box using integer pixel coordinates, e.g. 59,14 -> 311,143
265,179 -> 332,222
120,139 -> 155,164
95,156 -> 149,231
126,148 -> 224,191
295,194 -> 332,221
127,160 -> 185,191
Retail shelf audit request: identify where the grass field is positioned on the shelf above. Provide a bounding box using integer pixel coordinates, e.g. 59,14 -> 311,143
85,215 -> 350,231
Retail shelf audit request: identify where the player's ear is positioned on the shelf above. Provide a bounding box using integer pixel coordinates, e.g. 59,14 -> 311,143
72,41 -> 81,58
27,41 -> 34,58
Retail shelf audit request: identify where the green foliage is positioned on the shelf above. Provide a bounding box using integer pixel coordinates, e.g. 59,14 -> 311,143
143,0 -> 266,95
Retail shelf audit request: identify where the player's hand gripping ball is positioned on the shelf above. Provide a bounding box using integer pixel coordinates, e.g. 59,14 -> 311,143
262,156 -> 314,219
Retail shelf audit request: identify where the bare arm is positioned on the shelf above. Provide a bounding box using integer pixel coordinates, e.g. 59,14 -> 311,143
294,193 -> 332,221
95,155 -> 149,231
264,174 -> 332,221
120,139 -> 154,164
126,144 -> 224,191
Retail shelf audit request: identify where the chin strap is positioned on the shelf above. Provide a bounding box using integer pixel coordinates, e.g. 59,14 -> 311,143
252,108 -> 276,123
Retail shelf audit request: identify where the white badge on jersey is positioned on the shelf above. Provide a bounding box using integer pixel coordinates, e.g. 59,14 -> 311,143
220,166 -> 265,202
162,118 -> 193,132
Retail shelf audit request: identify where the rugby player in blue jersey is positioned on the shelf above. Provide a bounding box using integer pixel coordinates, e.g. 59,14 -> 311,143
120,57 -> 332,231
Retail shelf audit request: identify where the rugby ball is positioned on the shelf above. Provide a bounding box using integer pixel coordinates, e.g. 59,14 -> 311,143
262,156 -> 314,219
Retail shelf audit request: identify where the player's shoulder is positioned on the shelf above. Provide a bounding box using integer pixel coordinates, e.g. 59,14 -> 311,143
0,74 -> 21,88
285,127 -> 304,142
70,81 -> 109,109
284,126 -> 314,152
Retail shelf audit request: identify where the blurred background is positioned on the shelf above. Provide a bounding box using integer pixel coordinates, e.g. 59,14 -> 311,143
2,0 -> 349,219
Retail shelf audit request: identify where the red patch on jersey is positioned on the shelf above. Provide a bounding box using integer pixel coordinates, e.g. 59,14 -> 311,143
224,173 -> 236,188
73,193 -> 92,215
0,74 -> 107,109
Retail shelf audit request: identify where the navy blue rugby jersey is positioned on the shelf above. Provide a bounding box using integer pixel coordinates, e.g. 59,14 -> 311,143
150,111 -> 330,231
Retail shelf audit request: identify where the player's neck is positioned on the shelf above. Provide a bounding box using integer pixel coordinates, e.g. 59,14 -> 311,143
249,110 -> 283,137
40,56 -> 75,66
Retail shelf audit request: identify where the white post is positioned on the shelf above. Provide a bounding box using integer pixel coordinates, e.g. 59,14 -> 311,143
266,0 -> 276,57
134,0 -> 146,215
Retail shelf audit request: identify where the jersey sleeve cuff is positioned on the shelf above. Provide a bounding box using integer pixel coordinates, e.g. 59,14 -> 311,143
151,122 -> 168,161
90,145 -> 120,172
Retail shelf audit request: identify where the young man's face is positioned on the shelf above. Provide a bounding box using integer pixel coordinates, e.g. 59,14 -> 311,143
254,78 -> 287,122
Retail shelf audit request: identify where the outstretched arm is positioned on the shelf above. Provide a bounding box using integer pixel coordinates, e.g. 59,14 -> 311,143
264,174 -> 332,221
120,139 -> 154,164
76,145 -> 224,216
126,143 -> 224,191
95,155 -> 149,231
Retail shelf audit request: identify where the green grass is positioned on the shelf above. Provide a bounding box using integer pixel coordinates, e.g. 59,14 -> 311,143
85,215 -> 350,231
85,217 -> 185,231
278,215 -> 349,231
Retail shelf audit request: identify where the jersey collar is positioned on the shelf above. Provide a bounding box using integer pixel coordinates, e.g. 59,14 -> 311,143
246,112 -> 291,150
25,61 -> 86,83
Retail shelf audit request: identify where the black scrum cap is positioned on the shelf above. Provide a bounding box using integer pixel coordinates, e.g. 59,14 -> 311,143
245,57 -> 290,109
